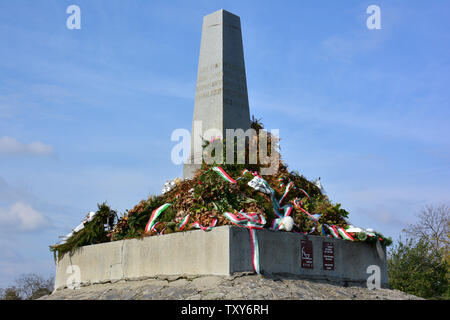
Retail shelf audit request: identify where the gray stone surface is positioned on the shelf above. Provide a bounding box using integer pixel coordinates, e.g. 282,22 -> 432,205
184,9 -> 251,178
40,274 -> 421,300
53,226 -> 389,290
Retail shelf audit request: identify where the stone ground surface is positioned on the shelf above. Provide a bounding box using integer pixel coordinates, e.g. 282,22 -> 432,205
39,273 -> 421,300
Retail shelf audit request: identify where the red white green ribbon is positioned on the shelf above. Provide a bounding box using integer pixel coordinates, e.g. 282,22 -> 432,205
298,188 -> 310,200
145,203 -> 172,233
324,224 -> 340,238
278,181 -> 295,205
292,198 -> 319,226
224,211 -> 266,274
177,214 -> 190,231
212,166 -> 237,184
336,226 -> 355,241
270,219 -> 281,230
270,204 -> 294,231
151,221 -> 161,232
191,218 -> 218,231
150,221 -> 167,235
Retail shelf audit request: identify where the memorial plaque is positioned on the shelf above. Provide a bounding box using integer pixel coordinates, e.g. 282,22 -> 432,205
301,240 -> 313,269
323,242 -> 335,271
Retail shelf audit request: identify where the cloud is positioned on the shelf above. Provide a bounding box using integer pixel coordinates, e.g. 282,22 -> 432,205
0,202 -> 50,231
0,136 -> 53,156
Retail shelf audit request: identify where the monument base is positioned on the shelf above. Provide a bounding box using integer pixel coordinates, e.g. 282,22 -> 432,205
54,226 -> 388,290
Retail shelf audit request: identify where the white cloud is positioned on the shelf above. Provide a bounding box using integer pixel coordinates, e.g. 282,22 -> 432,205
0,202 -> 49,231
0,136 -> 53,156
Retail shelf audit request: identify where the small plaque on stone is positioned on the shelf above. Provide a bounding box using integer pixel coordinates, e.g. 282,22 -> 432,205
323,242 -> 335,271
301,240 -> 313,269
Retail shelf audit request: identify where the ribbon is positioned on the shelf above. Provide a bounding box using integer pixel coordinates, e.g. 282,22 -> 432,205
278,181 -> 295,205
292,199 -> 319,226
298,188 -> 311,200
191,218 -> 218,231
345,226 -> 368,241
150,221 -> 167,235
236,169 -> 249,181
224,211 -> 266,274
324,224 -> 341,238
318,224 -> 327,236
346,225 -> 385,242
336,226 -> 355,241
177,214 -> 190,231
212,166 -> 237,184
270,205 -> 294,231
243,175 -> 299,233
145,203 -> 172,233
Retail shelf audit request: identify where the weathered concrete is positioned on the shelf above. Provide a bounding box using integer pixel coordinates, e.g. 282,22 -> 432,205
230,227 -> 388,285
184,9 -> 251,178
54,226 -> 388,290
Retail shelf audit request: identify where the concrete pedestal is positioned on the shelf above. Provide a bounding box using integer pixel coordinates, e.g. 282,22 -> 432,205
54,226 -> 388,290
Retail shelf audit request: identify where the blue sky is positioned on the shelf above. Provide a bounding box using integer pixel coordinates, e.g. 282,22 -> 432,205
0,0 -> 449,287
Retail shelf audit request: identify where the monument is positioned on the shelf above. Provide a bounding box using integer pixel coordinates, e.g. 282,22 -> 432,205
51,9 -> 390,292
183,9 -> 251,179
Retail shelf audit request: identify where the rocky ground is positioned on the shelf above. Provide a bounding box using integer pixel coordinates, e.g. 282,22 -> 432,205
39,273 -> 420,300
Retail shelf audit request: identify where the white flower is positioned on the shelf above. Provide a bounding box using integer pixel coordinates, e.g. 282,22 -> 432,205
278,216 -> 294,232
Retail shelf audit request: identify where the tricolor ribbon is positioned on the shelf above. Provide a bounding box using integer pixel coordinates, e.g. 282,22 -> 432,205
191,218 -> 218,231
298,189 -> 311,200
324,224 -> 341,238
236,169 -> 250,181
212,166 -> 237,184
278,181 -> 295,205
243,175 -> 298,233
150,221 -> 167,235
145,203 -> 172,233
177,214 -> 190,231
336,226 -> 355,241
270,205 -> 294,231
224,211 -> 266,274
292,199 -> 319,226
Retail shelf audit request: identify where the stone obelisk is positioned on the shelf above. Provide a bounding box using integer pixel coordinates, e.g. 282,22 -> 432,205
183,9 -> 251,179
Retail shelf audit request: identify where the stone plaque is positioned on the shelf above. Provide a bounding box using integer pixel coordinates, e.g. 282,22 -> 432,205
301,240 -> 313,269
323,242 -> 335,271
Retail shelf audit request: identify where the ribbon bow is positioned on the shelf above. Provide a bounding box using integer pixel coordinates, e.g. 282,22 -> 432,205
224,211 -> 266,274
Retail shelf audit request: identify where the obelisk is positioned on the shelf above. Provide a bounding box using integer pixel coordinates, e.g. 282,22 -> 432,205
183,9 -> 251,178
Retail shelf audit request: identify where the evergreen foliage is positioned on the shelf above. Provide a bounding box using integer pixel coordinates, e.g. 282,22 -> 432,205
388,237 -> 449,299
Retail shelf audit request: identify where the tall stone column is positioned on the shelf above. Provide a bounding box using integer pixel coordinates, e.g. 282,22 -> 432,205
183,9 -> 251,179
